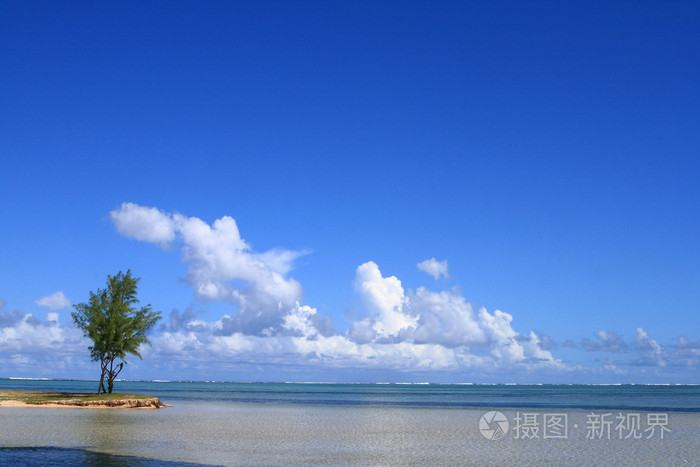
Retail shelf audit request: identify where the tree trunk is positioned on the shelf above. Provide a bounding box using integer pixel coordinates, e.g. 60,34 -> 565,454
106,360 -> 124,394
108,358 -> 114,393
98,357 -> 107,394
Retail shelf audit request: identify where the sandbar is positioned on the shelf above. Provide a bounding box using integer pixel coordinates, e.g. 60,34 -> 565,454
0,390 -> 168,409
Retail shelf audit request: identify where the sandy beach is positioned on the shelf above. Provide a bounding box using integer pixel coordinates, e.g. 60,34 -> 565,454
0,390 -> 166,409
0,400 -> 164,409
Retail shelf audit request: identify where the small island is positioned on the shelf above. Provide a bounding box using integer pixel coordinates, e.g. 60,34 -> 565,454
0,390 -> 168,409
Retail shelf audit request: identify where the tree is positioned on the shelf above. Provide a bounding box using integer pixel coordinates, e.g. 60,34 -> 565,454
72,270 -> 161,394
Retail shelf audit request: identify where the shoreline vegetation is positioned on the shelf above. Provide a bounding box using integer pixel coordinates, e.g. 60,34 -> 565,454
0,390 -> 168,409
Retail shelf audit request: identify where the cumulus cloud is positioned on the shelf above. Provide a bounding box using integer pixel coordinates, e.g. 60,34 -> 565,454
352,262 -> 415,340
479,308 -> 526,362
147,311 -> 561,373
417,258 -> 449,280
109,204 -> 565,374
35,291 -> 70,310
110,203 -> 305,335
581,331 -> 628,353
110,202 -> 177,247
344,261 -> 560,369
150,330 -> 204,357
410,287 -> 486,347
142,260 -> 565,373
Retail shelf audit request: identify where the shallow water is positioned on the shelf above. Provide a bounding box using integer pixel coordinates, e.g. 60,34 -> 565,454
1,381 -> 698,465
1,402 -> 698,465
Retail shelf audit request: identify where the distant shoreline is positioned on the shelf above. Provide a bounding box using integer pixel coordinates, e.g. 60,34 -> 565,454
2,377 -> 698,385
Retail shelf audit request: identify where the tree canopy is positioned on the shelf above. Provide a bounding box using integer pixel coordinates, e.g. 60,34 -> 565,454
72,270 -> 161,393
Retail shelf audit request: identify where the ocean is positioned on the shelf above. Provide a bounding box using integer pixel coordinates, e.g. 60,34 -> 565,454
1,379 -> 698,465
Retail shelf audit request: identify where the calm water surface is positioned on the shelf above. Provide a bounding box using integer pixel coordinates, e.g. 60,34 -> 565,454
1,380 -> 698,465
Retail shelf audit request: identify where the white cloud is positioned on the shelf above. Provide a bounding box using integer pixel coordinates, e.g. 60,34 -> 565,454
410,287 -> 486,347
151,331 -> 204,356
346,262 -> 560,369
345,263 -> 562,368
522,331 -> 560,363
111,203 -> 305,335
478,308 -> 524,362
633,327 -> 666,366
353,261 -> 416,339
282,304 -> 322,338
110,202 -> 177,247
258,248 -> 310,275
108,204 -> 566,374
145,320 -> 561,373
143,265 -> 563,374
35,291 -> 70,310
176,214 -> 302,308
0,310 -> 85,356
417,258 -> 449,280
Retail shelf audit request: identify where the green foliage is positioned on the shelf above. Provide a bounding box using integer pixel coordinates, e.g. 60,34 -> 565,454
72,270 -> 161,393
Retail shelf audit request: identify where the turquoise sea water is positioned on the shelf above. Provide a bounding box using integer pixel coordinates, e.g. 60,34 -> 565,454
1,379 -> 698,465
2,379 -> 699,412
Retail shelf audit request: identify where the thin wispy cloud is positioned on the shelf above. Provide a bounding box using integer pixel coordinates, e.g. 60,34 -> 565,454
633,327 -> 666,366
581,331 -> 628,354
35,291 -> 70,310
417,258 -> 449,280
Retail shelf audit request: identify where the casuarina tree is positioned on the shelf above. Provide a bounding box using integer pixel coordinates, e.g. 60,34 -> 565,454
72,270 -> 161,393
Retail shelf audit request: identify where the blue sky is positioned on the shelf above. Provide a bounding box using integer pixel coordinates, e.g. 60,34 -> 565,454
1,0 -> 698,383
